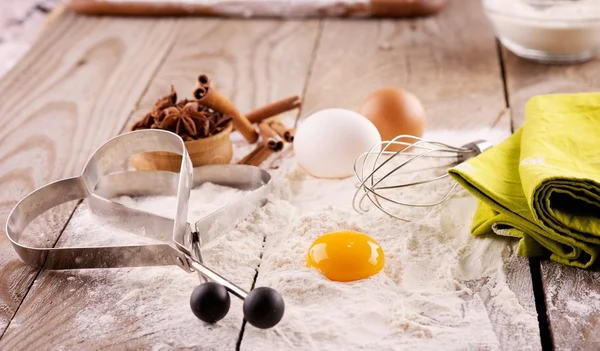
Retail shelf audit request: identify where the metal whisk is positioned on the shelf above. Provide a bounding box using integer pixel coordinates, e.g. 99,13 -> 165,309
353,135 -> 492,221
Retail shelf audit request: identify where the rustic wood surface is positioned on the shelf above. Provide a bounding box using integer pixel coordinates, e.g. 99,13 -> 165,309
0,0 -> 61,78
0,16 -> 320,349
0,0 -> 598,349
502,49 -> 600,351
0,5 -> 181,338
296,1 -> 538,349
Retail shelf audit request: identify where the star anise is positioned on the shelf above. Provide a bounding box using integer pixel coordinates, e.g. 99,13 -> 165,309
153,85 -> 177,114
158,105 -> 197,137
131,85 -> 177,131
131,112 -> 154,130
130,85 -> 232,140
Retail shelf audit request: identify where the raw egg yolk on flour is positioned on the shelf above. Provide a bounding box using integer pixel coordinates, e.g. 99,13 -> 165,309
306,231 -> 384,282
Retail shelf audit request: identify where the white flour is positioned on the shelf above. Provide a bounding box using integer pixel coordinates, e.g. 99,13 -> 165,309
0,0 -> 60,77
484,0 -> 600,59
30,128 -> 540,350
101,0 -> 370,17
241,157 -> 540,350
34,182 -> 266,350
485,0 -> 600,21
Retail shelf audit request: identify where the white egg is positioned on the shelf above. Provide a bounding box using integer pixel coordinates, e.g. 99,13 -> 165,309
294,108 -> 382,179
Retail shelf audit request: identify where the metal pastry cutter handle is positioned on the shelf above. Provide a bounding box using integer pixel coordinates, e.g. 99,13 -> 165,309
5,130 -> 270,300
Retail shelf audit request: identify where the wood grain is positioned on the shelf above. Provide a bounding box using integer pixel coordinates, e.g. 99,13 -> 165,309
124,18 -> 319,169
0,0 -> 61,78
0,17 -> 320,349
300,0 -> 537,348
0,8 -> 181,337
503,49 -> 600,128
301,2 -> 509,134
502,48 -> 600,350
541,262 -> 600,350
244,0 -> 540,349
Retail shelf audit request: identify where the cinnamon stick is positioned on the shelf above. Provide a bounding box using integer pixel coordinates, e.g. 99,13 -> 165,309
269,118 -> 295,143
284,128 -> 296,143
246,96 -> 302,124
194,74 -> 258,144
258,121 -> 284,151
238,144 -> 275,167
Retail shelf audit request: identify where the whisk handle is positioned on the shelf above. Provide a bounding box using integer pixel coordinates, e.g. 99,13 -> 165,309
458,140 -> 493,162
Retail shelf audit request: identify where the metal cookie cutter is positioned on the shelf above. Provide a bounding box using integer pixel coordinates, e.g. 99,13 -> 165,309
5,129 -> 285,329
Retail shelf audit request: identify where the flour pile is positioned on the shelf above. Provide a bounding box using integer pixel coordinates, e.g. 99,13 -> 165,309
485,0 -> 600,21
240,157 -> 540,350
48,128 -> 540,350
48,183 -> 265,350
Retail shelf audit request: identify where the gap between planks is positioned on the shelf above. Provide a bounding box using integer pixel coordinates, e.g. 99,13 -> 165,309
1,2 -> 546,349
0,11 -> 184,341
528,258 -> 554,351
0,27 -> 183,339
0,199 -> 82,339
494,39 -> 552,351
236,19 -> 324,351
502,45 -> 600,350
0,16 -> 321,350
241,1 -> 540,349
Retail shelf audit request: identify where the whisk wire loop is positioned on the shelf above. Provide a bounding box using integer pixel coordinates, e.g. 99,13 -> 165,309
353,136 -> 492,221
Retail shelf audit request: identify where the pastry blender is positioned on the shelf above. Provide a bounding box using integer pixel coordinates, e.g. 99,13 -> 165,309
5,130 -> 284,329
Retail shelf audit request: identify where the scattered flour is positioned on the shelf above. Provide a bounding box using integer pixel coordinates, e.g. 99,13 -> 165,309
115,182 -> 252,225
99,0 -> 370,18
39,183 -> 266,350
241,158 -> 540,350
29,129 -> 540,350
0,0 -> 60,78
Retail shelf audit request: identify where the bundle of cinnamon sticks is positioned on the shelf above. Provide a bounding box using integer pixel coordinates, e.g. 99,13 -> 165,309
192,74 -> 299,166
238,96 -> 300,166
131,73 -> 299,167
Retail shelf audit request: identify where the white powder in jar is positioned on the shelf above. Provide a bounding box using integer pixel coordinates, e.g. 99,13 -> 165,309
483,0 -> 600,62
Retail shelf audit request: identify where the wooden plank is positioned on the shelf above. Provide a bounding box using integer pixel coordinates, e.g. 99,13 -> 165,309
123,17 -> 320,167
0,9 -> 181,337
0,18 -> 320,349
503,51 -> 600,128
241,0 -> 540,349
123,18 -> 318,131
540,262 -> 600,350
0,0 -> 61,78
502,48 -> 600,350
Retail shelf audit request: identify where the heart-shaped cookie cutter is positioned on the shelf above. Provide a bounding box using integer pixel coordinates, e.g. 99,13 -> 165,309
5,129 -> 284,329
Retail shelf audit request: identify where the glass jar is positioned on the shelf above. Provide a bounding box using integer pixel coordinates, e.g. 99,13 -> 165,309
482,0 -> 600,64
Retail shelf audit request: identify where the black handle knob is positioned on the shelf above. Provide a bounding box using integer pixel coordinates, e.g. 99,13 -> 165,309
243,287 -> 285,329
190,282 -> 231,324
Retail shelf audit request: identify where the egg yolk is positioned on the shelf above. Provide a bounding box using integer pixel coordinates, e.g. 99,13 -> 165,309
306,231 -> 384,282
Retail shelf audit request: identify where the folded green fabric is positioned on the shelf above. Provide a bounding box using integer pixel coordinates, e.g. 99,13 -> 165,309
448,93 -> 600,268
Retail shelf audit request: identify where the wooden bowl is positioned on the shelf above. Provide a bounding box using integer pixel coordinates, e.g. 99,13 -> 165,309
131,123 -> 233,172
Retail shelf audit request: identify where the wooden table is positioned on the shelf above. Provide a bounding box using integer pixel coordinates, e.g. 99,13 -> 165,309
0,1 -> 599,349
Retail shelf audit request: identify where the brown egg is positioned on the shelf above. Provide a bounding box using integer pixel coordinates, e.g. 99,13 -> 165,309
359,88 -> 426,151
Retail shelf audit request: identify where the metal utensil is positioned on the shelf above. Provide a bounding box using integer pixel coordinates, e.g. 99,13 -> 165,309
353,135 -> 492,221
5,129 -> 284,329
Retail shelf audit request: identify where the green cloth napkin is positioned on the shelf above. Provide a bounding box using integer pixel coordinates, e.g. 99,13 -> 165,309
448,93 -> 600,268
